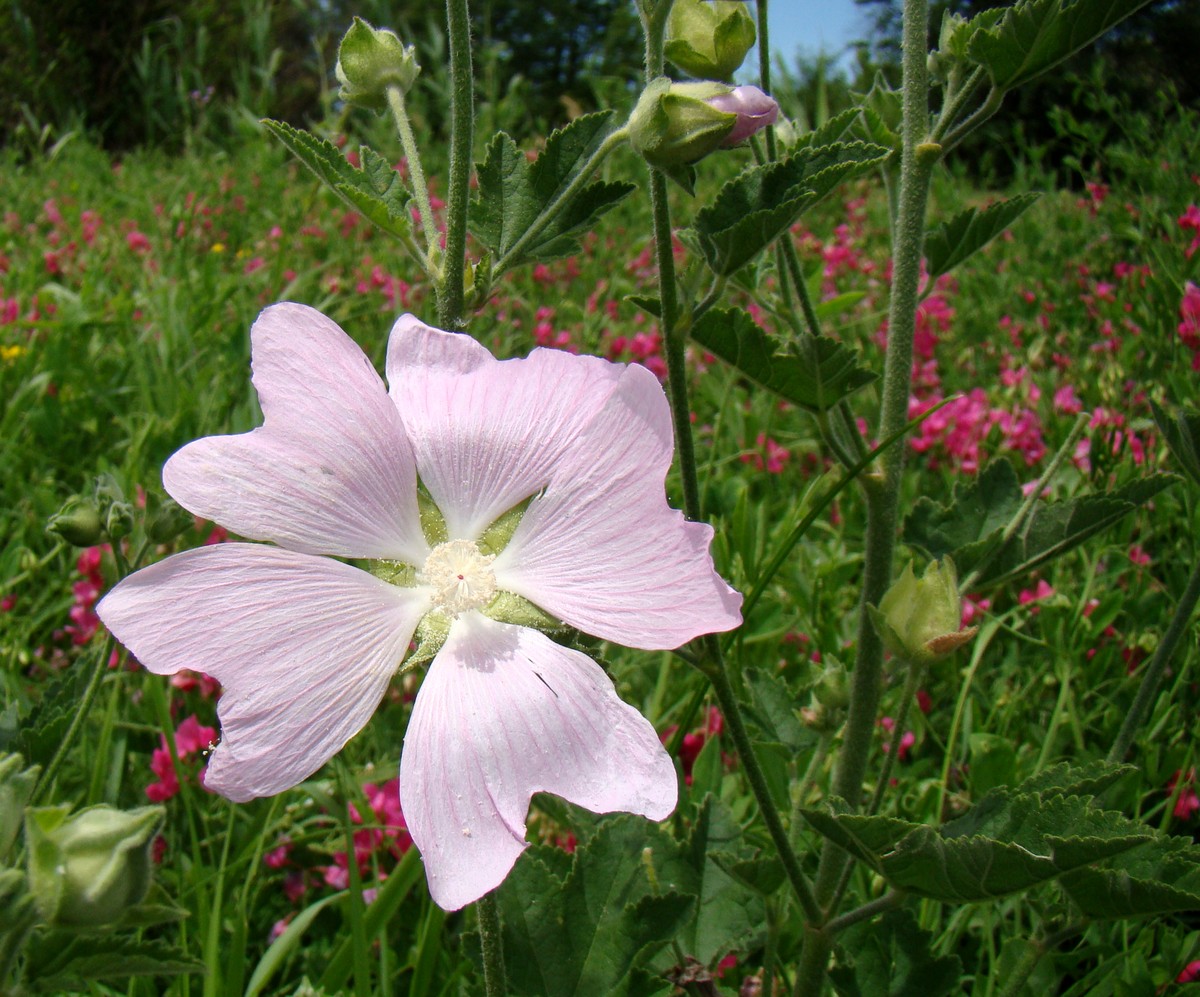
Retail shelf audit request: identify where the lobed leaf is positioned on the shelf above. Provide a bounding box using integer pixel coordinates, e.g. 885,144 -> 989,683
691,142 -> 889,275
263,119 -> 412,240
473,112 -> 634,269
903,458 -> 1178,590
924,193 -> 1040,283
690,308 -> 877,413
1060,837 -> 1200,918
967,0 -> 1156,93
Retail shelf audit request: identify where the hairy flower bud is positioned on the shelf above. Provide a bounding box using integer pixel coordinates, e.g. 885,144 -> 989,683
665,0 -> 757,81
26,804 -> 164,928
146,494 -> 194,544
872,559 -> 977,666
630,79 -> 778,171
336,17 -> 420,112
47,497 -> 104,547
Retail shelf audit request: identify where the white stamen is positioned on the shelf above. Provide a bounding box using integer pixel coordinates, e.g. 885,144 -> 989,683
420,539 -> 497,617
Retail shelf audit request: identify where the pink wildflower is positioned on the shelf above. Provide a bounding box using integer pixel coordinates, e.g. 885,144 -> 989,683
98,303 -> 742,911
1168,769 -> 1200,822
1179,960 -> 1200,983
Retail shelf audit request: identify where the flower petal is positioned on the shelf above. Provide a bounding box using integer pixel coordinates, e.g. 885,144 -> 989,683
98,543 -> 429,801
400,615 -> 676,911
166,303 -> 426,562
494,362 -> 742,648
385,315 -> 624,540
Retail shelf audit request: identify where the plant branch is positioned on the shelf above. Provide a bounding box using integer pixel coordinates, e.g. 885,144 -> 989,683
440,0 -> 474,330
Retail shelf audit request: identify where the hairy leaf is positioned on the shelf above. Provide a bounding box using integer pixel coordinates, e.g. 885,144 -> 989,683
1060,837 -> 1200,918
473,112 -> 634,269
830,910 -> 963,997
924,193 -> 1040,283
967,0 -> 1156,93
691,308 -> 876,413
263,120 -> 412,240
691,142 -> 889,275
903,458 -> 1178,589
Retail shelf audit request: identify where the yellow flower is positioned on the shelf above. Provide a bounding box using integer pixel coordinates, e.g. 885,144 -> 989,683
210,243 -> 226,254
1,344 -> 25,363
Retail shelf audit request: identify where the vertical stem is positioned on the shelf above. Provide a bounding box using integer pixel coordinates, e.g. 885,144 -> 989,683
796,0 -> 935,990
387,85 -> 438,261
440,0 -> 474,330
755,0 -> 778,160
477,892 -> 507,997
1108,556 -> 1200,763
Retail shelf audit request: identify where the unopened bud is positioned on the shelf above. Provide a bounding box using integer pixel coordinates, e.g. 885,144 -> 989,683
26,804 -> 164,928
872,558 -> 977,665
630,79 -> 778,171
47,498 -> 104,547
665,0 -> 756,82
0,753 -> 40,857
146,494 -> 194,544
105,501 -> 135,541
336,17 -> 420,112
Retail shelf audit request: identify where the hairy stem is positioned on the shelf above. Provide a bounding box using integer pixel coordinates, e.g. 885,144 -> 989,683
387,85 -> 438,264
477,892 -> 507,997
439,0 -> 474,330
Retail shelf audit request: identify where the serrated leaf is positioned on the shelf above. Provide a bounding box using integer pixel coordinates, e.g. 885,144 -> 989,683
1018,759 -> 1133,798
263,120 -> 411,240
791,107 -> 862,151
830,909 -> 963,997
803,790 -> 1153,903
496,819 -> 695,997
27,937 -> 202,990
15,666 -> 87,768
1060,837 -> 1200,918
1151,400 -> 1200,489
473,113 -> 634,269
903,458 -> 1178,590
848,74 -> 902,155
691,142 -> 889,275
924,194 -> 1040,283
967,0 -> 1155,93
691,308 -> 877,413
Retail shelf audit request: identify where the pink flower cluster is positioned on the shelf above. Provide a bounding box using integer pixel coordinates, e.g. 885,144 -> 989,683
1178,283 -> 1200,369
146,714 -> 217,801
740,433 -> 790,474
64,546 -> 107,646
322,779 -> 413,890
663,707 -> 726,786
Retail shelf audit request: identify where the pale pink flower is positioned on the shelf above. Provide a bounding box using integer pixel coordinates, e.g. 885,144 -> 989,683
98,302 -> 741,910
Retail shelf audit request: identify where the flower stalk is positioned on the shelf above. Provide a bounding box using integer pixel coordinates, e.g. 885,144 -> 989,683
439,0 -> 474,330
386,85 -> 439,266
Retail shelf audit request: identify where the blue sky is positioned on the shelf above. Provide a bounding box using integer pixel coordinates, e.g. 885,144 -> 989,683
764,1 -> 871,71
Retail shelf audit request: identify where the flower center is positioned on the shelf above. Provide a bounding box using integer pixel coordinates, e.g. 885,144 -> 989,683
420,539 -> 498,617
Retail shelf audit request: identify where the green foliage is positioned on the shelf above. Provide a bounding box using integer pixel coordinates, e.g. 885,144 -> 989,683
967,0 -> 1157,93
22,937 -> 202,992
690,308 -> 877,413
472,112 -> 635,271
830,910 -> 963,997
1060,837 -> 1200,918
923,192 -> 1040,283
1151,401 -> 1200,490
691,142 -> 891,275
902,458 -> 1178,590
263,120 -> 413,241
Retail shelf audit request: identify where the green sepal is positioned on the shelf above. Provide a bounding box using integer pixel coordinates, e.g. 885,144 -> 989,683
0,752 -> 40,858
404,611 -> 452,670
482,591 -> 561,633
664,0 -> 757,81
477,494 -> 537,556
367,559 -> 419,587
335,17 -> 419,111
416,480 -> 448,547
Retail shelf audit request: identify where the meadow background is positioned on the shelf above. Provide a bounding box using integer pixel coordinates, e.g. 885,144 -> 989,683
2,1 -> 1200,994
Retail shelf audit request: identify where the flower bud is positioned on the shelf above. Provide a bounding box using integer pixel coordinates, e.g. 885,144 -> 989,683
146,494 -> 194,544
0,753 -> 40,857
47,497 -> 104,547
704,85 -> 780,146
25,804 -> 164,928
336,17 -> 420,112
872,559 -> 977,666
665,0 -> 757,82
105,501 -> 135,541
630,79 -> 778,171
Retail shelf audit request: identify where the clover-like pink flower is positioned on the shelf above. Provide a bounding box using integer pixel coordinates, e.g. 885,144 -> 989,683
98,303 -> 741,910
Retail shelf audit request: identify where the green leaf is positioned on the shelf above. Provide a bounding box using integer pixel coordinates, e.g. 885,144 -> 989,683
903,458 -> 1178,590
691,141 -> 889,275
263,120 -> 412,240
830,909 -> 963,997
14,665 -> 87,768
497,822 -> 695,997
924,194 -> 1040,283
967,0 -> 1156,93
802,788 -> 1153,903
1151,400 -> 1200,489
247,892 -> 344,997
1060,837 -> 1200,918
742,668 -> 814,753
690,308 -> 876,413
27,937 -> 202,991
1018,759 -> 1134,798
473,113 -> 635,269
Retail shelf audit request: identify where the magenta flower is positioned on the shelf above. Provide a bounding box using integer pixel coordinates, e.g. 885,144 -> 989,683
98,303 -> 741,910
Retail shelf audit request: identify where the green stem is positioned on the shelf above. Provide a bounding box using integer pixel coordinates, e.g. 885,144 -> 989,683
755,0 -> 778,161
797,0 -> 934,989
824,889 -> 905,936
1108,554 -> 1200,763
493,128 -> 629,277
477,892 -> 507,997
706,657 -> 823,923
440,0 -> 474,330
868,660 -> 925,816
29,634 -> 114,805
387,85 -> 438,264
